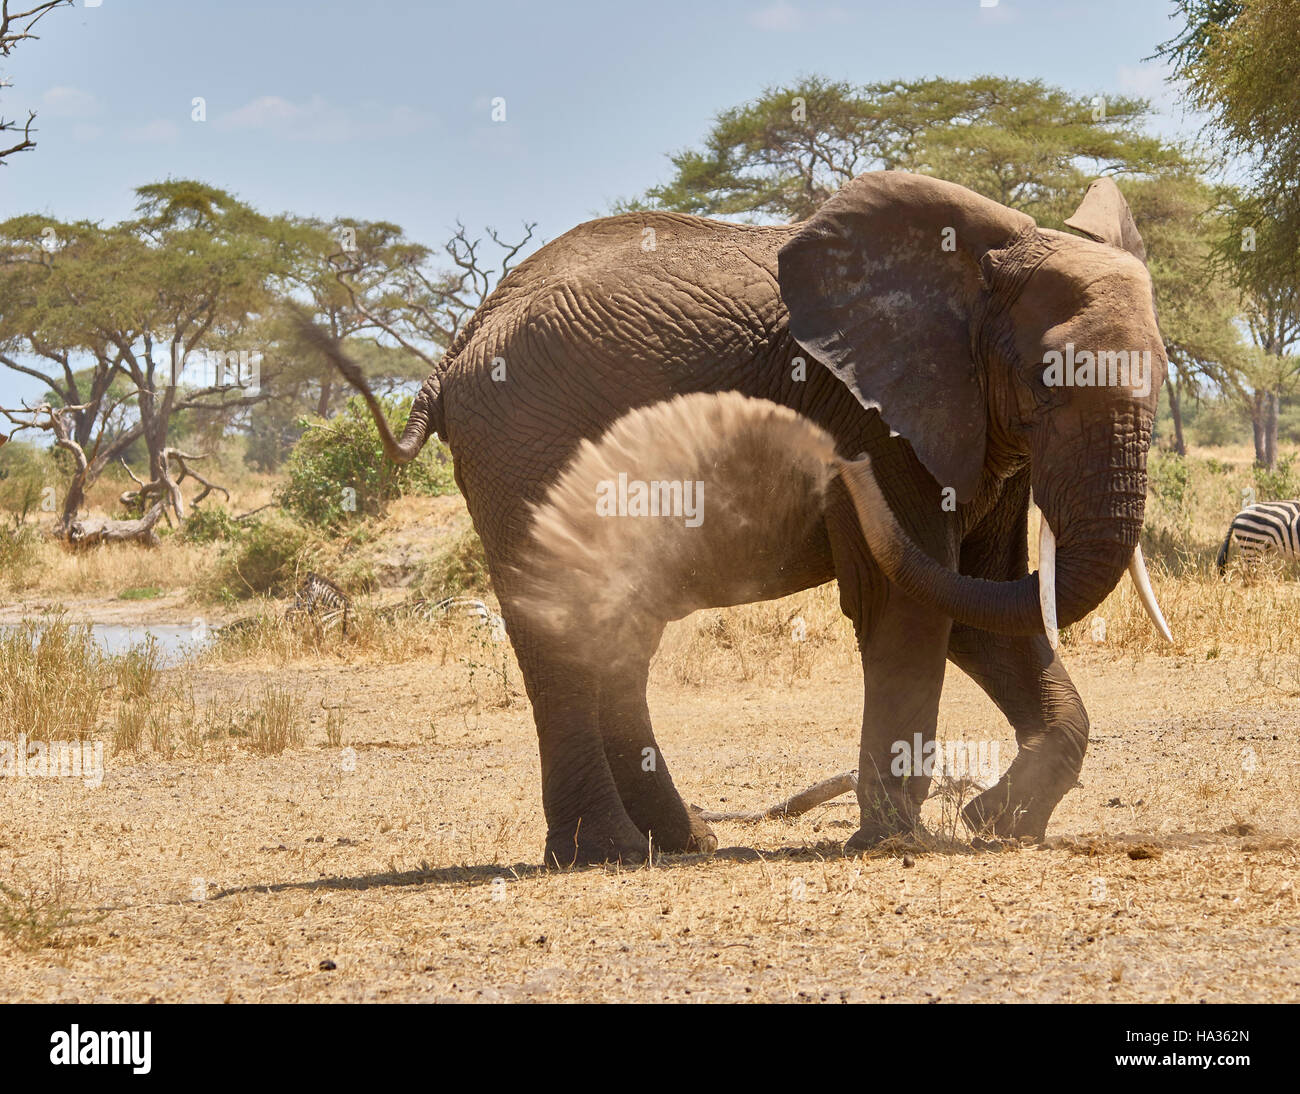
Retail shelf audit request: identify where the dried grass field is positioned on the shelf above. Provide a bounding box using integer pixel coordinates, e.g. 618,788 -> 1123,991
2,450 -> 1299,1003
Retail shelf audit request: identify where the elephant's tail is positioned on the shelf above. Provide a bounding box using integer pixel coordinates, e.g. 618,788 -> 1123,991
510,392 -> 838,664
288,305 -> 445,462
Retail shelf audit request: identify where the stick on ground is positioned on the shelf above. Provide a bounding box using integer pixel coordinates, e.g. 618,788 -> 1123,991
694,771 -> 858,823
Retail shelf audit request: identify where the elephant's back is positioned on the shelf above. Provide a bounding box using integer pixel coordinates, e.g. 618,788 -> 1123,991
441,214 -> 804,437
457,213 -> 799,365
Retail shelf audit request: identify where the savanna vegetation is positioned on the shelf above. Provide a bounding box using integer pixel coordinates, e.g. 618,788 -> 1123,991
2,1 -> 1299,1004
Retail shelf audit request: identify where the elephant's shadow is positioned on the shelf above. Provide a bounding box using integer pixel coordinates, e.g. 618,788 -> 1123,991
202,837 -> 1009,902
187,826 -> 1290,904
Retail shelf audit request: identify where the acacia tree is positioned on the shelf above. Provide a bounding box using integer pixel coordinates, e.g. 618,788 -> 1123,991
322,217 -> 536,396
636,76 -> 1173,225
1121,173 -> 1252,455
0,182 -> 286,528
1158,1 -> 1300,466
272,217 -> 428,420
0,216 -> 145,525
106,182 -> 288,521
0,0 -> 69,164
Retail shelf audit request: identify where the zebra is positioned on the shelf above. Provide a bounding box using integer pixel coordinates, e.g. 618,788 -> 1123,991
287,571 -> 352,635
1216,500 -> 1300,573
376,594 -> 506,641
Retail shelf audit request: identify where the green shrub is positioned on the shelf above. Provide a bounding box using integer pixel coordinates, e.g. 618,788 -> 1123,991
0,441 -> 50,526
1148,451 -> 1191,530
182,504 -> 242,544
0,524 -> 41,580
419,528 -> 492,598
1253,453 -> 1299,501
1187,398 -> 1249,448
277,395 -> 456,528
208,511 -> 315,600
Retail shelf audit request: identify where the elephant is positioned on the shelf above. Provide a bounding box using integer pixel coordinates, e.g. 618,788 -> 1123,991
299,170 -> 1173,867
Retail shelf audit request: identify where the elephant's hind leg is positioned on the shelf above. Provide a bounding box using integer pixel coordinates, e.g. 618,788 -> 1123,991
946,627 -> 1089,841
597,634 -> 717,855
503,609 -> 650,867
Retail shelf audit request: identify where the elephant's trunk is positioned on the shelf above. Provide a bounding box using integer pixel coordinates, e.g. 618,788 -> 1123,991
836,457 -> 1043,634
836,436 -> 1171,643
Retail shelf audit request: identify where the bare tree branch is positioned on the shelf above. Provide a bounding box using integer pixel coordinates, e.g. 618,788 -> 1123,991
0,1 -> 71,164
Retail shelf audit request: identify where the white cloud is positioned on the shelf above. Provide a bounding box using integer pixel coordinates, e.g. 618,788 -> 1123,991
126,119 -> 179,143
748,4 -> 850,33
221,94 -> 310,130
41,86 -> 99,118
750,2 -> 804,31
1116,60 -> 1198,129
216,94 -> 429,143
1117,62 -> 1171,102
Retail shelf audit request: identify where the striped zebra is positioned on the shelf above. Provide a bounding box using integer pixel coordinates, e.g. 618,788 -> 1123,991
376,594 -> 506,641
1216,500 -> 1300,573
287,571 -> 351,635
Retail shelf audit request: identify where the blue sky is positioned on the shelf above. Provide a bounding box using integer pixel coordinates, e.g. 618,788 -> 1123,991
1,0 -> 1197,403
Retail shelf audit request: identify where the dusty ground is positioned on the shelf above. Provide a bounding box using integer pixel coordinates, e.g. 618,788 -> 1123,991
2,598 -> 1297,1003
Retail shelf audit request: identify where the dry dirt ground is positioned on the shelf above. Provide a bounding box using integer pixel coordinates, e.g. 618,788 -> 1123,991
2,598 -> 1298,1004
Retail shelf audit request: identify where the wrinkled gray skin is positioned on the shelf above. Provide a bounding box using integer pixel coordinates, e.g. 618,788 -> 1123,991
308,172 -> 1166,866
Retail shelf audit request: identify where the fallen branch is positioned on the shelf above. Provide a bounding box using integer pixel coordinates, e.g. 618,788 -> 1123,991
694,771 -> 858,823
67,502 -> 164,548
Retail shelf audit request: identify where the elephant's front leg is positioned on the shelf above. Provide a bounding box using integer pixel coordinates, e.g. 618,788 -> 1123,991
946,626 -> 1089,841
845,589 -> 954,850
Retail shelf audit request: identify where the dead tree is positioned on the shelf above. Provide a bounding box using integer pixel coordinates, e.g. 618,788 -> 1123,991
330,221 -> 538,380
1,1 -> 72,164
118,448 -> 230,521
67,502 -> 164,548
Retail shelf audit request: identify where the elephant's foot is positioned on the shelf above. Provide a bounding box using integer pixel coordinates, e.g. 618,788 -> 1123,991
623,795 -> 718,855
843,821 -> 926,854
543,816 -> 650,868
961,775 -> 1063,843
843,783 -> 921,853
677,807 -> 719,855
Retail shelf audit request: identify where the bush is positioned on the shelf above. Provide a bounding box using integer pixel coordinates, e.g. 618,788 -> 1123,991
0,524 -> 41,581
1253,453 -> 1299,501
0,441 -> 50,526
277,395 -> 456,528
1148,451 -> 1191,532
207,511 -> 315,600
182,504 -> 242,544
0,616 -> 106,740
1187,398 -> 1249,448
418,528 -> 492,598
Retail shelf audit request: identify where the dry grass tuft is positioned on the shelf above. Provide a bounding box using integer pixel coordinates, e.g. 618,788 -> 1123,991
0,616 -> 106,740
0,859 -> 102,953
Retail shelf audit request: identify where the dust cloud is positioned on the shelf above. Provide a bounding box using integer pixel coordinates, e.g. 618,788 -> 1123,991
511,392 -> 840,664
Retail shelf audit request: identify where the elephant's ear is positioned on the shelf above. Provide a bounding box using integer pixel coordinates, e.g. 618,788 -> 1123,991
1064,177 -> 1146,262
778,171 -> 1034,503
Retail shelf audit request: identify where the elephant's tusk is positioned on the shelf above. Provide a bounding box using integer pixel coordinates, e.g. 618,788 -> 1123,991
1128,543 -> 1173,643
1038,516 -> 1059,649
